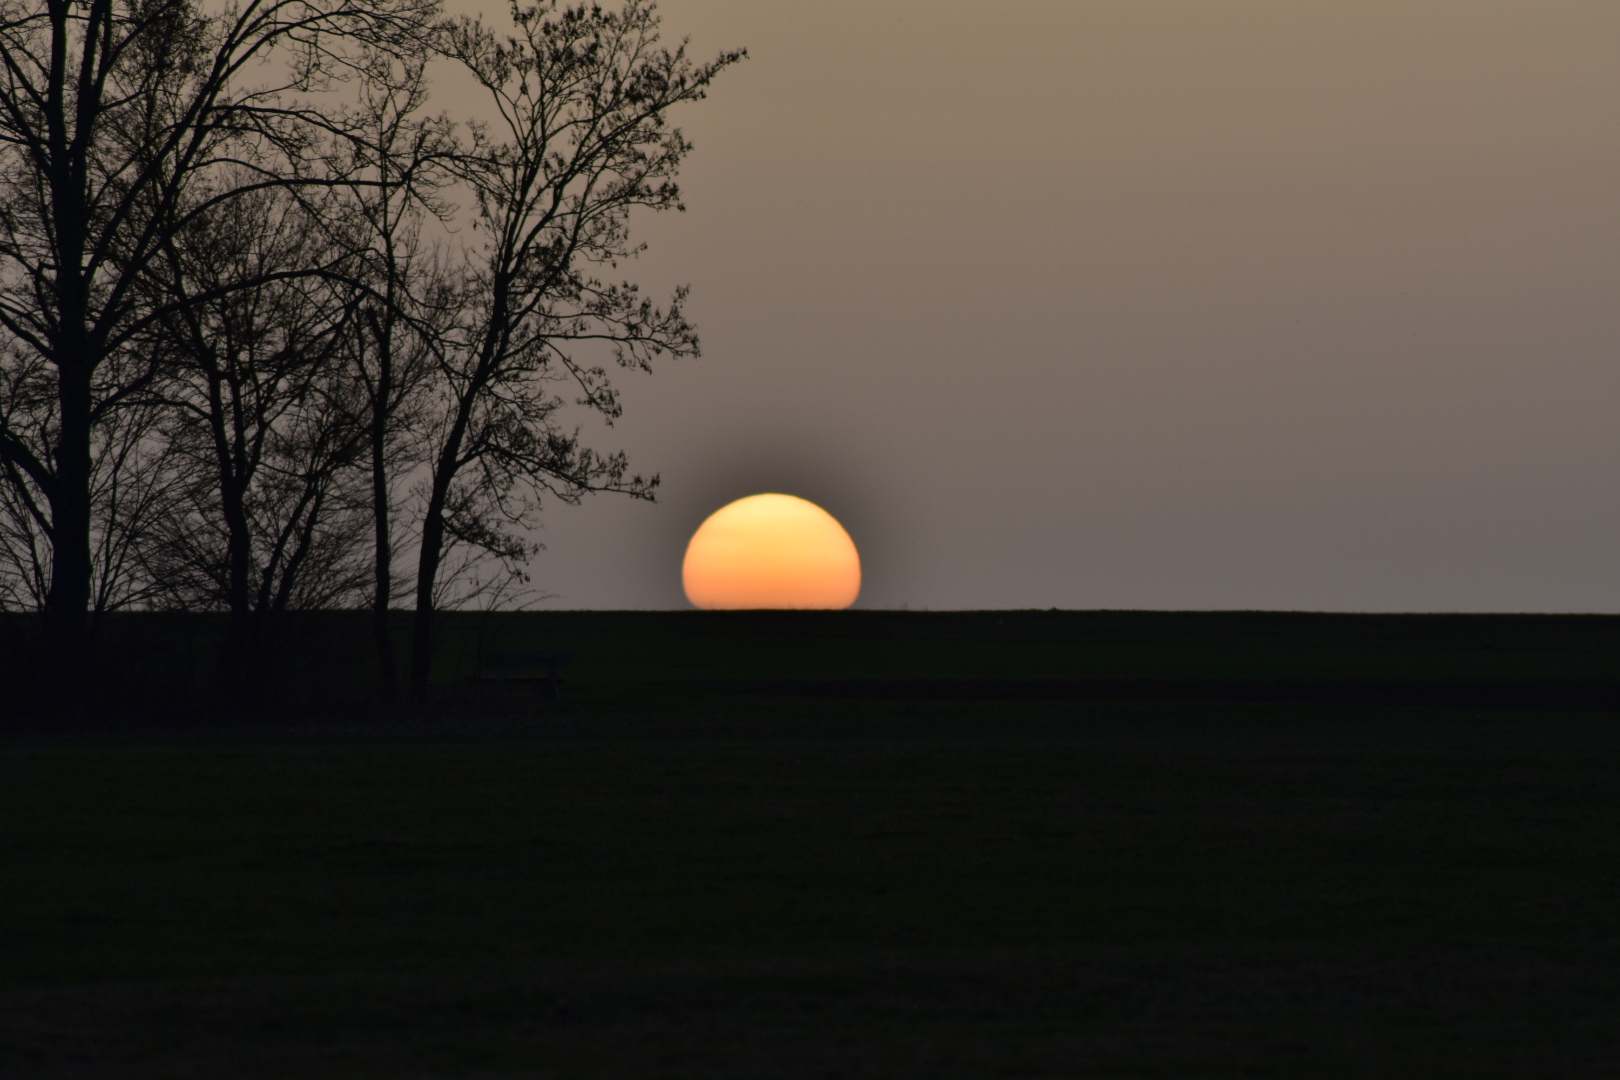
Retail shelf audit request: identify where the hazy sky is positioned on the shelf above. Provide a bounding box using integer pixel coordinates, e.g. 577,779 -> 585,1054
445,1 -> 1620,612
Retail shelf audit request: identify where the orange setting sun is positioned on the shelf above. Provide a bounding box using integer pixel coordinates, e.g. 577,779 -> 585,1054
682,494 -> 862,610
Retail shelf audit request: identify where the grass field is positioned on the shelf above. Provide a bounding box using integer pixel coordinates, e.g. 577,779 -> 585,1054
3,611 -> 1619,1076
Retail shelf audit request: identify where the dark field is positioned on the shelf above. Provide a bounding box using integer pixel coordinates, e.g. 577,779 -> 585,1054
3,611 -> 1620,1077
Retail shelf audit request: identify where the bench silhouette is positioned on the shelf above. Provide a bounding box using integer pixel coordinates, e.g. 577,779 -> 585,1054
476,649 -> 573,700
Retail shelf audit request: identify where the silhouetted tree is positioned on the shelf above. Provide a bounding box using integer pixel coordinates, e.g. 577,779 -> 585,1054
328,45 -> 452,706
409,0 -> 741,695
0,0 -> 435,703
144,182 -> 371,699
0,0 -> 738,715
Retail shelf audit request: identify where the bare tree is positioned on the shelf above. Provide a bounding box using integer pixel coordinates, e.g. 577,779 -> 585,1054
0,0 -> 434,700
146,182 -> 371,697
410,0 -> 741,694
329,45 -> 452,705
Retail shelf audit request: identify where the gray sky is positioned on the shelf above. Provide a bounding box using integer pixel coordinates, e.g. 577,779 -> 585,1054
447,1 -> 1620,612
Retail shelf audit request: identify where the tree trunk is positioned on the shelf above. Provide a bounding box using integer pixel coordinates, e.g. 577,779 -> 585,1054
369,320 -> 398,709
44,355 -> 94,714
371,414 -> 397,708
410,337 -> 487,699
216,491 -> 256,709
409,458 -> 453,699
213,397 -> 256,708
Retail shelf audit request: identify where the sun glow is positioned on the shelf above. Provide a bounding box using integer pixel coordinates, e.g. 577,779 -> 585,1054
682,494 -> 861,610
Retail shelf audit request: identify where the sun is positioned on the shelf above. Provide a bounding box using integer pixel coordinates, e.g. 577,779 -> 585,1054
682,494 -> 861,610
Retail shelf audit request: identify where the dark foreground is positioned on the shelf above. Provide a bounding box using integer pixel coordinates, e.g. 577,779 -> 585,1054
3,611 -> 1619,1077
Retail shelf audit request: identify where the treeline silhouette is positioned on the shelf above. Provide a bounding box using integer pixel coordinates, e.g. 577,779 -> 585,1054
0,0 -> 741,715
